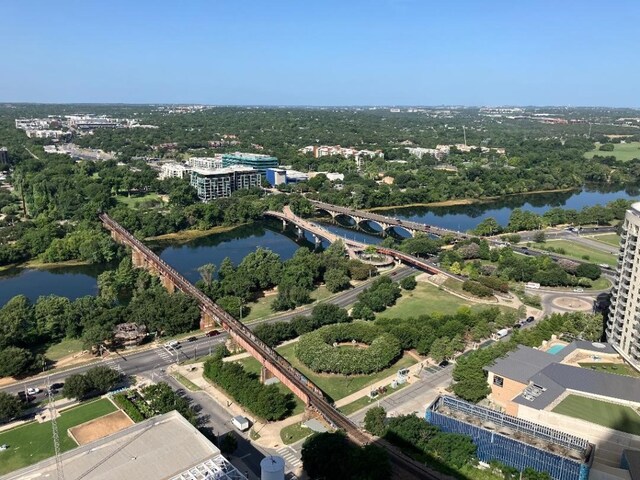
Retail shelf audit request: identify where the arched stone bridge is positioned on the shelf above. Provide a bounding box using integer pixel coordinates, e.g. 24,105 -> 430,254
310,200 -> 468,239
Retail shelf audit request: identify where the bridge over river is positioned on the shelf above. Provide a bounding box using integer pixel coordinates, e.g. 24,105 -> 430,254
311,200 -> 469,239
99,212 -> 442,480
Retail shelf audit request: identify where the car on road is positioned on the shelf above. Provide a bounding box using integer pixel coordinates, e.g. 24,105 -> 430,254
50,382 -> 64,390
573,287 -> 584,293
187,336 -> 198,342
26,387 -> 40,395
525,316 -> 535,323
165,340 -> 179,348
206,330 -> 220,337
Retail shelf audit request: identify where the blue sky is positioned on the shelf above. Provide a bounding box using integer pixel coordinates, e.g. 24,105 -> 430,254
2,0 -> 638,106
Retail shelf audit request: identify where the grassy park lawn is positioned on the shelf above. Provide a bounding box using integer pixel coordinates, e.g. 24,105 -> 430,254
280,421 -> 313,445
584,142 -> 640,161
578,362 -> 640,378
552,395 -> 640,435
591,233 -> 621,248
339,382 -> 408,415
236,342 -> 417,402
530,239 -> 617,267
45,338 -> 85,361
171,372 -> 202,391
243,295 -> 276,323
115,192 -> 163,208
0,398 -> 117,475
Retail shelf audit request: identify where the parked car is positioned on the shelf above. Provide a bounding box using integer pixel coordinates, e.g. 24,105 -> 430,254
187,336 -> 198,342
206,330 -> 220,337
573,287 -> 584,293
513,323 -> 522,329
0,444 -> 9,452
526,316 -> 535,323
26,388 -> 40,395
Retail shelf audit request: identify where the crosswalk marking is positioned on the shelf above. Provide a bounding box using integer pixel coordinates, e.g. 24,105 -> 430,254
276,446 -> 301,468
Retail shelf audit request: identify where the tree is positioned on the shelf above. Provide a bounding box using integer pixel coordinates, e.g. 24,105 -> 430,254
85,366 -> 121,394
0,392 -> 23,423
219,433 -> 238,455
324,268 -> 351,293
575,263 -> 601,280
364,406 -> 387,436
399,276 -> 417,290
63,373 -> 92,400
198,263 -> 216,286
473,217 -> 503,236
533,231 -> 546,243
0,346 -> 35,378
429,337 -> 454,363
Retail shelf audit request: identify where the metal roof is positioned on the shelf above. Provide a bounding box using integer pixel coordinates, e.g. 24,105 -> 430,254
485,345 -> 558,384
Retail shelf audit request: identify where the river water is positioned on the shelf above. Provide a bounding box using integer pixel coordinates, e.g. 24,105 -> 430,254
1,186 -> 637,306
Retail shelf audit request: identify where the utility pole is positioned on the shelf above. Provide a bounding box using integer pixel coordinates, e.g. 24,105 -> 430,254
47,376 -> 65,480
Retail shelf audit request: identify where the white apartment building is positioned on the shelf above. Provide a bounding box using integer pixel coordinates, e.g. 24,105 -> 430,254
607,202 -> 640,364
187,156 -> 223,170
159,162 -> 191,180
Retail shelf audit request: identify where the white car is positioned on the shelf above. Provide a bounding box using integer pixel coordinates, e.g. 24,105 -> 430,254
0,444 -> 9,452
165,340 -> 179,348
573,287 -> 584,293
26,387 -> 40,395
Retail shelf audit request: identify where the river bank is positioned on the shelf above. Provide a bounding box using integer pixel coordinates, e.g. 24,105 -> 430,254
365,187 -> 578,212
145,224 -> 244,243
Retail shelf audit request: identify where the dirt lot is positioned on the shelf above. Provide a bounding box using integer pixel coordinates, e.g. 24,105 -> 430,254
68,410 -> 134,445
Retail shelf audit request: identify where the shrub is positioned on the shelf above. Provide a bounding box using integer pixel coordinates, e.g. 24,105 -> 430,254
113,393 -> 145,422
203,357 -> 294,421
295,323 -> 402,375
477,275 -> 509,293
399,276 -> 417,290
462,280 -> 493,297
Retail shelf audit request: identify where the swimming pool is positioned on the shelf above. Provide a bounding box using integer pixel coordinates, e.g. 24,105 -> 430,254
547,344 -> 566,355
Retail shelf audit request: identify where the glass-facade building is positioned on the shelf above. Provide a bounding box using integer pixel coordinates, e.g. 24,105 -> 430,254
426,396 -> 593,480
221,153 -> 278,174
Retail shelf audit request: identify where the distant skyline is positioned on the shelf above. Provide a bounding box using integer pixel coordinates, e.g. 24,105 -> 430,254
2,0 -> 639,107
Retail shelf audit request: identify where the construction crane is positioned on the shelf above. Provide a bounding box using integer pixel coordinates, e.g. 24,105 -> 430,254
47,377 -> 65,480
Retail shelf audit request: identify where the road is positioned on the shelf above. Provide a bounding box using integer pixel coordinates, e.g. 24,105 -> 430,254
1,266 -> 417,397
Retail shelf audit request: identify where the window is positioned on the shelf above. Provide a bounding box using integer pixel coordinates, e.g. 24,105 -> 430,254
493,375 -> 504,387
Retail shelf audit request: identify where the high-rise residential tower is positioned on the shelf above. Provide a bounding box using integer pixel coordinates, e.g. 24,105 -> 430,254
607,202 -> 640,363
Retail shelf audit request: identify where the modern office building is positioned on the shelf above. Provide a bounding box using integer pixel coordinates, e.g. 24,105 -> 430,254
265,167 -> 309,186
607,202 -> 640,363
221,152 -> 278,174
190,166 -> 261,201
426,396 -> 594,480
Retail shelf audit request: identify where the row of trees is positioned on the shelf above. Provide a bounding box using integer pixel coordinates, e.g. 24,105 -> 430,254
203,355 -> 294,421
473,198 -> 633,235
62,366 -> 122,400
253,304 -> 350,348
452,312 -> 604,402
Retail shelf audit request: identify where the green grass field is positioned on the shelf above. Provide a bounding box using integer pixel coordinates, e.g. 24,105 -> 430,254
338,382 -> 408,415
236,342 -> 416,402
115,192 -> 163,208
578,362 -> 640,378
45,338 -> 85,361
584,142 -> 640,162
280,421 -> 312,445
242,295 -> 277,323
0,398 -> 117,475
590,233 -> 622,248
552,394 -> 640,435
531,239 -> 617,267
377,281 -> 513,320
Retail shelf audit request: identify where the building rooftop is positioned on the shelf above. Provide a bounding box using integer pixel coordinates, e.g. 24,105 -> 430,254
223,152 -> 276,159
488,342 -> 640,410
7,411 -> 245,480
191,166 -> 258,176
485,345 -> 558,384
